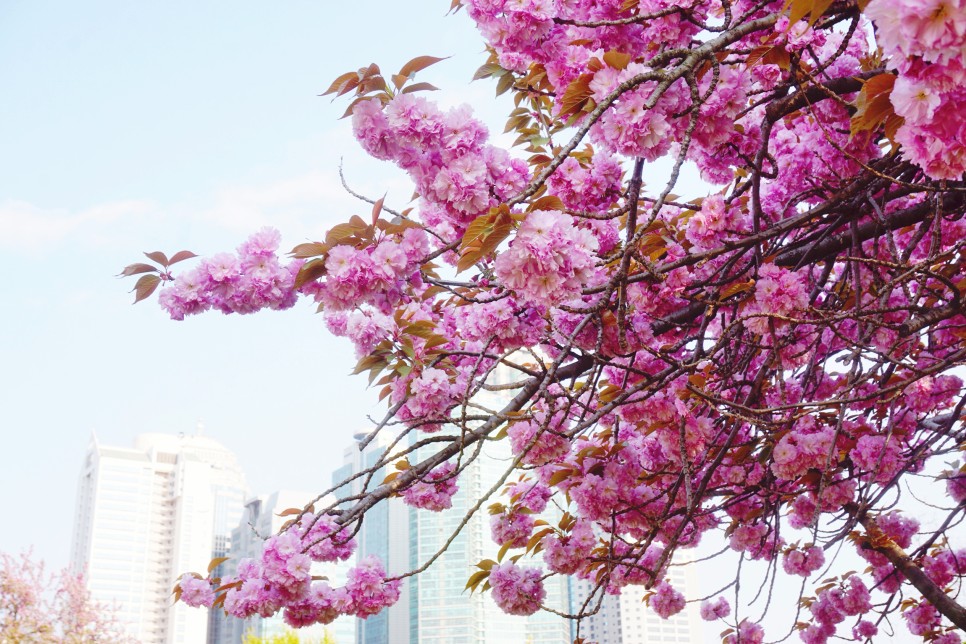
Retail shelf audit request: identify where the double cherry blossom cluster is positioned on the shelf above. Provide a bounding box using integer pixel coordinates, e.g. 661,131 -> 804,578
865,0 -> 966,179
158,228 -> 300,320
176,513 -> 399,628
312,227 -> 429,313
352,94 -> 528,240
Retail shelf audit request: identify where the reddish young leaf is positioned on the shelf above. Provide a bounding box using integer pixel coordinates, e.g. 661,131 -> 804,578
602,50 -> 632,70
277,507 -> 303,517
168,250 -> 198,266
371,195 -> 386,226
558,73 -> 595,119
144,251 -> 169,266
289,242 -> 329,259
207,557 -> 230,574
131,274 -> 162,304
398,55 -> 447,79
400,82 -> 440,94
322,71 -> 361,96
527,195 -> 566,212
119,263 -> 159,277
473,62 -> 506,81
294,258 -> 328,289
851,73 -> 898,137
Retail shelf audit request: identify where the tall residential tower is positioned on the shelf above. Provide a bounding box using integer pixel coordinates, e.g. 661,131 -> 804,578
70,432 -> 248,643
332,362 -> 571,643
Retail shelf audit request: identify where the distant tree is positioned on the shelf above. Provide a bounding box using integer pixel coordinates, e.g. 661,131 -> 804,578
242,627 -> 340,643
0,551 -> 133,643
242,631 -> 301,644
130,0 -> 966,641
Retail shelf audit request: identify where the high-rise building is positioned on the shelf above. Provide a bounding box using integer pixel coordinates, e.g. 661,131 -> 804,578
569,554 -> 702,644
332,430 -> 413,644
407,436 -> 560,644
70,432 -> 248,644
224,490 -> 356,644
618,558 -> 702,644
335,430 -> 572,644
570,577 -> 623,643
333,363 -> 571,643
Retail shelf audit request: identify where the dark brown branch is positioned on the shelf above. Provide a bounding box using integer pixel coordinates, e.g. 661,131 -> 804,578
848,503 -> 966,631
775,191 -> 966,268
764,70 -> 883,123
899,304 -> 964,337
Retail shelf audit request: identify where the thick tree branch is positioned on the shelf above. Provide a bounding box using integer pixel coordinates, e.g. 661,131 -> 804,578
848,503 -> 966,631
775,191 -> 966,268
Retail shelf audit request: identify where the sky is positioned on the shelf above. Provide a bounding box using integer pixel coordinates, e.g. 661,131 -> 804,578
0,0 -> 502,571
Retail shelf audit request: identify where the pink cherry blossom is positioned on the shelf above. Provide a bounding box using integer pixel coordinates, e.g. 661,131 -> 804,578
488,563 -> 546,616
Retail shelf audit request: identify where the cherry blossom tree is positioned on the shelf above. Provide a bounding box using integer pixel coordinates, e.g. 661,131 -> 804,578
0,551 -> 133,643
126,0 -> 966,641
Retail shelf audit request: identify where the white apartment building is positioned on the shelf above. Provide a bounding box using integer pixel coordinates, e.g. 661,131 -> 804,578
570,553 -> 703,644
70,432 -> 248,644
619,559 -> 703,644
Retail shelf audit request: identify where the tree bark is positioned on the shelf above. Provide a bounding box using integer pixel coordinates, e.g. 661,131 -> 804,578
847,503 -> 966,632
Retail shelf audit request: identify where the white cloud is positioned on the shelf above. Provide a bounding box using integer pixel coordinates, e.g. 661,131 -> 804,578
195,171 -> 355,236
0,149 -> 418,259
193,164 -> 417,242
0,199 -> 156,253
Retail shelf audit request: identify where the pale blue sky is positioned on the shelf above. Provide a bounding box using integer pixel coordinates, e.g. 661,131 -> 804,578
0,0 -> 497,571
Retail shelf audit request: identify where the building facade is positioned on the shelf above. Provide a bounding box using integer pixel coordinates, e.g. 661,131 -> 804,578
618,559 -> 703,644
333,362 -> 571,643
70,432 -> 248,644
570,577 -> 623,644
569,555 -> 702,644
332,430 -> 414,644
